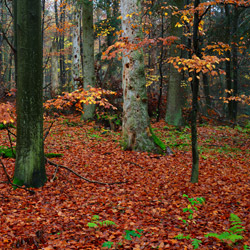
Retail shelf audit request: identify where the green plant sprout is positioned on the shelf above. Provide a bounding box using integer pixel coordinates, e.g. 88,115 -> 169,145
101,229 -> 143,249
124,229 -> 143,240
205,213 -> 246,246
181,194 -> 205,224
87,215 -> 116,228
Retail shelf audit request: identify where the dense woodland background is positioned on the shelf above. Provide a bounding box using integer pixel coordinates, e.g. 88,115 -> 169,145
0,0 -> 249,249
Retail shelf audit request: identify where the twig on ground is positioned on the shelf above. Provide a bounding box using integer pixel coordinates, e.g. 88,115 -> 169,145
43,121 -> 55,141
46,158 -> 127,185
0,158 -> 12,184
0,158 -> 35,194
6,128 -> 16,158
124,161 -> 144,169
51,163 -> 59,182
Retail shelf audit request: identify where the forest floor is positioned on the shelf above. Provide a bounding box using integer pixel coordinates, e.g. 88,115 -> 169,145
0,115 -> 249,250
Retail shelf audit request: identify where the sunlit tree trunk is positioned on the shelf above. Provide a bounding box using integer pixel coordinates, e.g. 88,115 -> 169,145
14,0 -> 46,188
72,4 -> 81,89
165,0 -> 185,127
121,0 -> 156,152
82,0 -> 95,120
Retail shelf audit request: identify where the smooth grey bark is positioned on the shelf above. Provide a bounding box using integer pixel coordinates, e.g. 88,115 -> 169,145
165,0 -> 185,127
121,0 -> 156,152
72,3 -> 81,89
81,0 -> 95,120
14,0 -> 46,188
59,0 -> 66,90
51,40 -> 59,96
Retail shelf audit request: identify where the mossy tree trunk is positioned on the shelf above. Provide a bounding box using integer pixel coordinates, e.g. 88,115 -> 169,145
165,0 -> 185,127
121,0 -> 156,152
81,0 -> 95,120
14,0 -> 46,188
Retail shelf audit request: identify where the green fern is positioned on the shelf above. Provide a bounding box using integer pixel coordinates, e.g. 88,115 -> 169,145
124,229 -> 143,240
102,241 -> 113,249
205,214 -> 245,245
174,234 -> 191,240
87,222 -> 98,228
191,239 -> 202,249
91,215 -> 100,221
99,220 -> 116,227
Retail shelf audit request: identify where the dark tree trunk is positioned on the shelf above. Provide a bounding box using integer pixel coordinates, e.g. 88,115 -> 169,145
14,0 -> 46,188
190,0 -> 200,183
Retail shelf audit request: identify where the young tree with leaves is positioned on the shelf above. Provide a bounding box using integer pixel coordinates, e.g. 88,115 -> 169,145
13,0 -> 46,188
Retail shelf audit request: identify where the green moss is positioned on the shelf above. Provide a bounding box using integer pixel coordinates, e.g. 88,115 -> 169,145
149,126 -> 166,151
45,153 -> 63,158
13,178 -> 24,189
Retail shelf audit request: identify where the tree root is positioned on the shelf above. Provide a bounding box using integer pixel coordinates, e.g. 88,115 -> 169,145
46,158 -> 127,185
0,158 -> 35,194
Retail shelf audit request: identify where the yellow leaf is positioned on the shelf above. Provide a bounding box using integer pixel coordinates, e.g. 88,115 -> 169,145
188,77 -> 193,82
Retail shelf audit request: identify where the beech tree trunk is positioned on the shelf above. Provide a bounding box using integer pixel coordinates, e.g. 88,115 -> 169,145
14,0 -> 46,188
81,0 -> 95,120
72,4 -> 81,89
121,0 -> 156,152
51,40 -> 59,96
165,0 -> 185,127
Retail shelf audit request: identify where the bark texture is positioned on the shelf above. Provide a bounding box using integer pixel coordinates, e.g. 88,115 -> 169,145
121,0 -> 156,152
165,0 -> 185,127
82,0 -> 95,120
72,5 -> 81,89
51,40 -> 59,96
14,0 -> 46,188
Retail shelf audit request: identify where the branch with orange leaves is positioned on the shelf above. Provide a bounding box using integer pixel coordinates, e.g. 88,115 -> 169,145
44,87 -> 117,113
166,54 -> 228,80
220,90 -> 250,105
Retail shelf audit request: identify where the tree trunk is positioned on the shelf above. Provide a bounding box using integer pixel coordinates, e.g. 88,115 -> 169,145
81,0 -> 95,120
121,0 -> 156,152
14,0 -> 46,188
231,6 -> 239,121
190,0 -> 200,183
72,4 -> 81,89
13,0 -> 17,85
51,40 -> 59,96
224,4 -> 233,119
59,0 -> 66,90
165,0 -> 185,127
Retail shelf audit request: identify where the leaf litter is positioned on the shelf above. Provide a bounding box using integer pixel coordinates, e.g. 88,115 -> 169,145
0,115 -> 249,249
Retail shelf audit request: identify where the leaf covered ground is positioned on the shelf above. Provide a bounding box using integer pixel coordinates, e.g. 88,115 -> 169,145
0,115 -> 249,250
